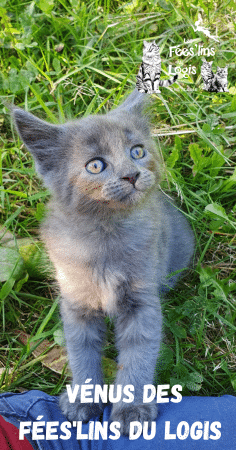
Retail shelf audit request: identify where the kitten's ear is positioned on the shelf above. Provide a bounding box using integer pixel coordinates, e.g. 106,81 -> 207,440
12,108 -> 65,177
115,89 -> 149,116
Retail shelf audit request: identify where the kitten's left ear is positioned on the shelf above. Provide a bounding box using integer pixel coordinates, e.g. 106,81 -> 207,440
12,108 -> 65,178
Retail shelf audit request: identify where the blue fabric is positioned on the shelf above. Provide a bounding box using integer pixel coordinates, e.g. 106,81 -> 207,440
0,391 -> 235,449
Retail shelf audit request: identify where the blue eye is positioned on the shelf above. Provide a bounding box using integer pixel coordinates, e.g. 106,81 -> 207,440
86,159 -> 106,174
130,146 -> 145,159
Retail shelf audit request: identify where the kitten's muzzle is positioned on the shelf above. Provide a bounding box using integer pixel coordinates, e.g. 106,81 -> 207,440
122,172 -> 140,186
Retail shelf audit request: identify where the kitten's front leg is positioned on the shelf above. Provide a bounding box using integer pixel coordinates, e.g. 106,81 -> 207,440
143,75 -> 153,94
59,303 -> 105,422
136,78 -> 146,93
216,85 -> 223,92
153,78 -> 160,93
221,84 -> 228,92
110,297 -> 162,435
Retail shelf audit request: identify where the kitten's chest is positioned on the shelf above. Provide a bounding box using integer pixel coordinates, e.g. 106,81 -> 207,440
142,61 -> 160,77
45,211 -> 159,315
88,221 -> 157,314
201,66 -> 214,80
88,217 -> 155,276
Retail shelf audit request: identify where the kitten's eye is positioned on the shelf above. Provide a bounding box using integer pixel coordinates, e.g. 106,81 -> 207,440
130,146 -> 145,159
86,159 -> 106,174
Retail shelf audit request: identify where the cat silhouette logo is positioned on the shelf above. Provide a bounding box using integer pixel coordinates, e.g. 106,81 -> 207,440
201,59 -> 228,92
136,40 -> 178,94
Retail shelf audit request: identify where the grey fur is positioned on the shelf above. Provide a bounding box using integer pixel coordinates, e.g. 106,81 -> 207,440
13,90 -> 194,435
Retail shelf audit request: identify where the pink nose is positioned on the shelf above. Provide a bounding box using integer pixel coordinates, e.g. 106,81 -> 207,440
122,172 -> 140,186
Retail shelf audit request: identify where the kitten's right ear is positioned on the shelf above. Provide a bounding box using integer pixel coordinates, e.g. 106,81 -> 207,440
115,88 -> 149,116
13,108 -> 65,177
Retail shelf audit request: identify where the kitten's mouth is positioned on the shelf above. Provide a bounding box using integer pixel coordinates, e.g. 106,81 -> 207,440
119,192 -> 133,202
118,186 -> 144,204
101,178 -> 152,208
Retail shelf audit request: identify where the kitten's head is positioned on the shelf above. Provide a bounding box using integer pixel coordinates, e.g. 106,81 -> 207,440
201,59 -> 213,68
216,66 -> 228,76
143,40 -> 160,57
13,90 -> 161,214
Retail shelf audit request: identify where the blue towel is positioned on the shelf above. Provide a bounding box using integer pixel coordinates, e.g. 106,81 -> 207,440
0,390 -> 235,449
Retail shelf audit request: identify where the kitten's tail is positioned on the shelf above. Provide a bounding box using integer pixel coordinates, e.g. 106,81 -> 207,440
159,74 -> 178,87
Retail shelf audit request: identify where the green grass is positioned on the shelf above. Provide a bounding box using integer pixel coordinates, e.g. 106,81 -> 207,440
0,0 -> 236,397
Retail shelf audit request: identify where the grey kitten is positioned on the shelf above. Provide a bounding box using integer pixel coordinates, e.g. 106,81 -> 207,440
13,90 -> 194,435
136,40 -> 178,94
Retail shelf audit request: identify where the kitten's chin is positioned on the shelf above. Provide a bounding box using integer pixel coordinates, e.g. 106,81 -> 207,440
120,189 -> 144,203
105,188 -> 147,210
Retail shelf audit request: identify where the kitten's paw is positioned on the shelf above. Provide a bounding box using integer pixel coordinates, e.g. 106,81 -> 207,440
59,391 -> 103,422
110,404 -> 158,436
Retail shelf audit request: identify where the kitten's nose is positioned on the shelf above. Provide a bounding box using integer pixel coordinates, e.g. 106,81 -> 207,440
122,172 -> 140,186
